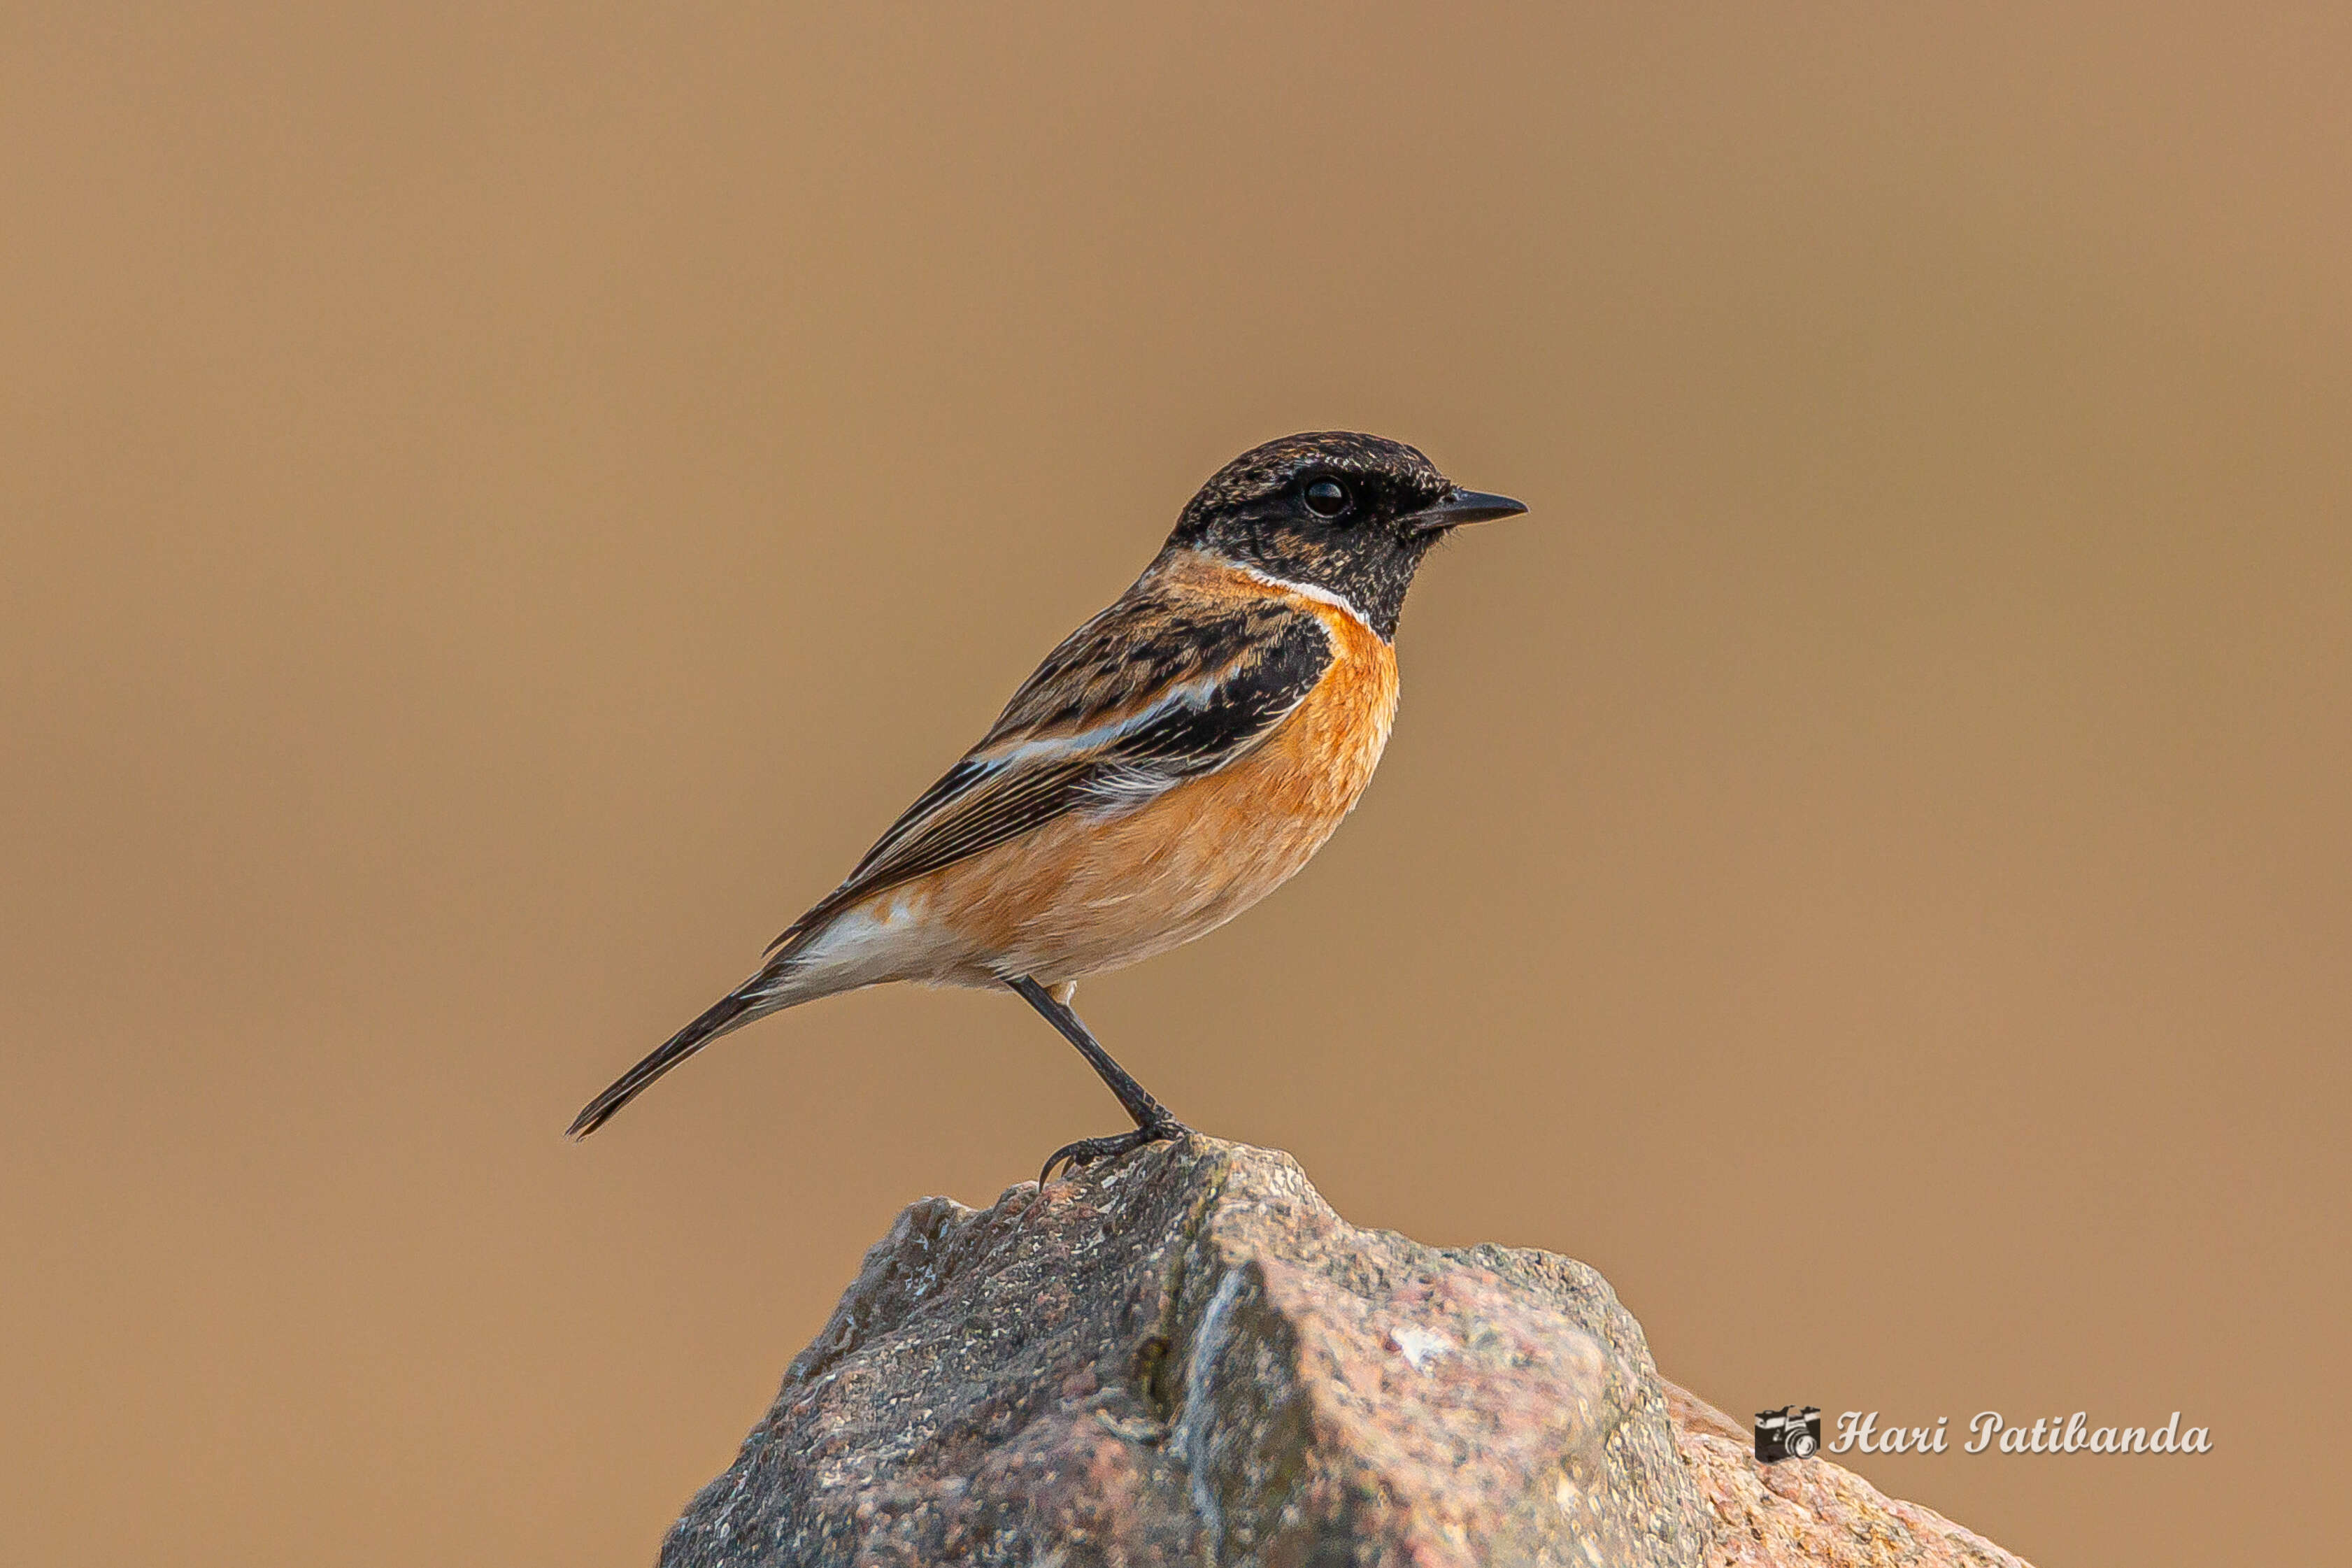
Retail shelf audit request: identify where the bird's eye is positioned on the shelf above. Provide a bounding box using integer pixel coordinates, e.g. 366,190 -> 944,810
1304,478 -> 1352,518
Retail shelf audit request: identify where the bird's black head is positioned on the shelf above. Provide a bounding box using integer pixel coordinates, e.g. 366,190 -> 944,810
1163,432 -> 1527,639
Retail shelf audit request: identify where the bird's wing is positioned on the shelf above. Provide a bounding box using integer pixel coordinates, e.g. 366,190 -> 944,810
767,588 -> 1332,955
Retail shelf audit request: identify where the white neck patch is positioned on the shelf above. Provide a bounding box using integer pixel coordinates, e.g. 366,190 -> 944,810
1219,559 -> 1380,635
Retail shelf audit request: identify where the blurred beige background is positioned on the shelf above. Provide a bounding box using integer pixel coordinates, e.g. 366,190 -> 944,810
4,5 -> 2345,1564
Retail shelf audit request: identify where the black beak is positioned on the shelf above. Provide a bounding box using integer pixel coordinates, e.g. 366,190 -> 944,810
1406,487 -> 1529,536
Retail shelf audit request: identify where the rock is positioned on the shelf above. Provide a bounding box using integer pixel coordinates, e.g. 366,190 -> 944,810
1667,1388 -> 2031,1568
655,1137 -> 2032,1567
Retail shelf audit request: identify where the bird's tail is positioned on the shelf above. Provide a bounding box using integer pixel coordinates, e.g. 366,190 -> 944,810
566,974 -> 786,1139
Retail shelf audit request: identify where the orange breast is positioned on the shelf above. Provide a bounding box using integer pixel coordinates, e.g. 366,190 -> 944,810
1212,597 -> 1399,833
913,574 -> 1400,982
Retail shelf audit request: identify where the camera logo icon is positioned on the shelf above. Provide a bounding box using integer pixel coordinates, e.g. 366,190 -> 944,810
1754,1404 -> 1822,1462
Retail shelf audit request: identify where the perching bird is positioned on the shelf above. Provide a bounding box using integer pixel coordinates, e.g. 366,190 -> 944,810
568,432 -> 1527,1179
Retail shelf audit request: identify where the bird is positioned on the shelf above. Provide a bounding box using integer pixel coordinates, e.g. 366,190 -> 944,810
567,431 -> 1527,1180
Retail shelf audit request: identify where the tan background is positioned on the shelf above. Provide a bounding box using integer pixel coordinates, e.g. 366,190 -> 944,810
4,5 -> 2344,1563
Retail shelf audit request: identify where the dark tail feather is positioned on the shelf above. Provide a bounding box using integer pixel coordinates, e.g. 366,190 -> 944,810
566,988 -> 767,1139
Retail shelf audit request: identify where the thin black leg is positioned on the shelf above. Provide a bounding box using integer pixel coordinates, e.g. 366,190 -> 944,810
1007,976 -> 1187,1183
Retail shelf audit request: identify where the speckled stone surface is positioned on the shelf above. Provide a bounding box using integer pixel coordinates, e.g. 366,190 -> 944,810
1667,1388 -> 2032,1568
653,1137 -> 2029,1568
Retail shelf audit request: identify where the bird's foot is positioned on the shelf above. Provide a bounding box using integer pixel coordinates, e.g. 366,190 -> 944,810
1039,1117 -> 1188,1185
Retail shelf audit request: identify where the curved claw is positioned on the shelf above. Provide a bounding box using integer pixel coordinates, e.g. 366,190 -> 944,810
1038,1119 -> 1188,1185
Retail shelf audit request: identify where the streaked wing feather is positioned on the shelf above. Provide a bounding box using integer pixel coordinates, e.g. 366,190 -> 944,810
767,594 -> 1330,954
980,587 -> 1302,745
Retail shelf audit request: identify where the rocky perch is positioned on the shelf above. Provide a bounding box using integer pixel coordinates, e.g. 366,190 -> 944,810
657,1138 -> 2030,1567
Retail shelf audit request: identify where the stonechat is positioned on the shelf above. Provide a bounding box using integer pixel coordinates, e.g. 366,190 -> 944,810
568,432 -> 1527,1178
